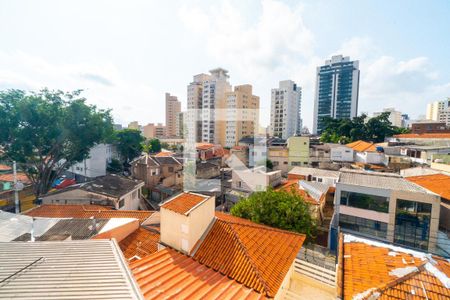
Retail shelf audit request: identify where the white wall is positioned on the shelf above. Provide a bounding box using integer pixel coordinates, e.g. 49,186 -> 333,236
330,147 -> 354,162
69,144 -> 117,179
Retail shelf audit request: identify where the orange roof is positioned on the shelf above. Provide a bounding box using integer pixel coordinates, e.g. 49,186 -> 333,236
346,140 -> 377,152
339,234 -> 450,300
275,180 -> 318,205
192,212 -> 305,298
130,248 -> 267,300
154,151 -> 173,157
196,142 -> 215,150
25,204 -> 154,223
161,192 -> 209,215
394,133 -> 450,139
406,174 -> 450,200
0,164 -> 12,171
0,172 -> 31,184
119,227 -> 160,261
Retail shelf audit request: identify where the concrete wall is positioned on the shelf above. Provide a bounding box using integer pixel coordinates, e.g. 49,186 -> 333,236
160,195 -> 215,254
288,137 -> 310,168
330,147 -> 354,162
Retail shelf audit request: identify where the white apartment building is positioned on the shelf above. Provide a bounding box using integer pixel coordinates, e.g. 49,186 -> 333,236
270,80 -> 302,139
426,98 -> 450,125
187,73 -> 211,143
225,84 -> 259,147
373,108 -> 403,127
67,144 -> 118,180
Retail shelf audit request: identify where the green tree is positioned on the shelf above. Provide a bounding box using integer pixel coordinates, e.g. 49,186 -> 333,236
106,158 -> 123,174
266,159 -> 274,170
114,129 -> 144,162
0,89 -> 113,196
231,188 -> 317,240
143,138 -> 162,153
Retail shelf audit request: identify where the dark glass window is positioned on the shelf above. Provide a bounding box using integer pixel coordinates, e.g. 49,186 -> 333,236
394,199 -> 431,250
340,191 -> 389,213
339,214 -> 387,239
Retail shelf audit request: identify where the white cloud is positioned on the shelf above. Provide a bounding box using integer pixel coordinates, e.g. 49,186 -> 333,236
0,51 -> 161,126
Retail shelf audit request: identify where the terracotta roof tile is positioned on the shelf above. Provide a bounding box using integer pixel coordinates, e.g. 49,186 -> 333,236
161,192 -> 209,215
340,234 -> 450,300
394,133 -> 450,139
119,227 -> 160,261
0,164 -> 12,171
154,151 -> 174,157
25,204 -> 154,223
129,248 -> 267,300
406,174 -> 450,200
196,142 -> 215,150
275,180 -> 318,205
0,173 -> 31,184
346,140 -> 377,152
192,212 -> 305,298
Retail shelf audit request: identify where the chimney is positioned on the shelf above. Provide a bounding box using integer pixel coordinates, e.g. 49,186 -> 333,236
159,192 -> 215,254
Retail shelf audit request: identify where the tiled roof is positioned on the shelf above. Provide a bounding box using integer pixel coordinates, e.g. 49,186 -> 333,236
153,156 -> 181,165
25,204 -> 154,223
346,140 -> 377,152
275,180 -> 318,205
339,234 -> 450,300
339,171 -> 430,193
406,174 -> 450,200
129,248 -> 267,300
154,151 -> 174,157
160,192 -> 210,215
0,172 -> 31,184
119,227 -> 160,261
192,212 -> 306,298
394,133 -> 450,139
0,164 -> 12,171
196,142 -> 215,150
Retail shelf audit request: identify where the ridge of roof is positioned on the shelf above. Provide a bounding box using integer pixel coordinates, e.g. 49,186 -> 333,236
220,219 -> 271,295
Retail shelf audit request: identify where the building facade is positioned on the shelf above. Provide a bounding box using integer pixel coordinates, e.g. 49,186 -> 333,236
373,108 -> 403,127
225,85 -> 260,147
165,93 -> 181,137
426,98 -> 450,124
313,55 -> 360,134
270,80 -> 302,139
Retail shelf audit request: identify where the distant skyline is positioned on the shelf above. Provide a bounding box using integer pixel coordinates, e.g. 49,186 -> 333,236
0,0 -> 449,129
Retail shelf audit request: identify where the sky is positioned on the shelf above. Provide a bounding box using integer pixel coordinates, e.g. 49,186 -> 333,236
0,0 -> 449,129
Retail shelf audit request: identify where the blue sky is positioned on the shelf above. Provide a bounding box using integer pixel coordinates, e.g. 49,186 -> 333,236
0,0 -> 449,129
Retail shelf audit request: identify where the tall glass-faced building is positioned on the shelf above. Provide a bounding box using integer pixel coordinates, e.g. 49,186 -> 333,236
312,55 -> 360,134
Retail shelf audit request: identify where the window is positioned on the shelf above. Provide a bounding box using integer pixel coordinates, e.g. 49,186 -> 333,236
339,214 -> 387,239
168,167 -> 174,172
394,199 -> 431,250
340,191 -> 389,213
118,199 -> 125,208
291,161 -> 301,166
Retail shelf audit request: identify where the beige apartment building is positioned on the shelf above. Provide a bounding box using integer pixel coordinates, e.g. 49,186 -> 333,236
142,123 -> 166,139
127,121 -> 140,130
225,84 -> 260,147
165,93 -> 181,137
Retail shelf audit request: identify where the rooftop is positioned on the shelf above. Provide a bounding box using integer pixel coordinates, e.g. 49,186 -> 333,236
192,212 -> 306,298
394,133 -> 450,139
275,180 -> 321,205
25,204 -> 154,223
406,174 -> 450,200
339,234 -> 450,300
160,192 -> 210,215
119,227 -> 160,262
153,156 -> 181,165
0,240 -> 143,299
129,248 -> 266,300
289,166 -> 340,179
0,164 -> 12,171
339,171 -> 430,193
0,172 -> 31,184
346,140 -> 377,152
43,174 -> 144,199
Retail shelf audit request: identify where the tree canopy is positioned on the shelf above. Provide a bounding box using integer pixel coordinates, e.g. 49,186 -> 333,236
320,112 -> 409,144
114,129 -> 144,162
0,89 -> 113,196
231,188 -> 317,240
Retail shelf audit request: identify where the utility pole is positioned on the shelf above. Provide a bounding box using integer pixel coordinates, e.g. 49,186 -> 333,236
13,161 -> 19,214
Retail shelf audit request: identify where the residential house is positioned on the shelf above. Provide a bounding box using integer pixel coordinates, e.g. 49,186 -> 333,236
287,136 -> 310,168
66,143 -> 118,182
128,191 -> 306,299
0,240 -> 144,299
331,170 -> 441,253
0,171 -> 34,212
231,166 -> 282,194
400,145 -> 450,165
346,140 -> 385,165
196,161 -> 220,179
238,136 -> 268,167
40,174 -> 145,210
229,145 -> 249,167
411,121 -> 450,134
268,142 -> 289,174
337,233 -> 450,300
288,166 -> 340,186
196,142 -> 225,165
